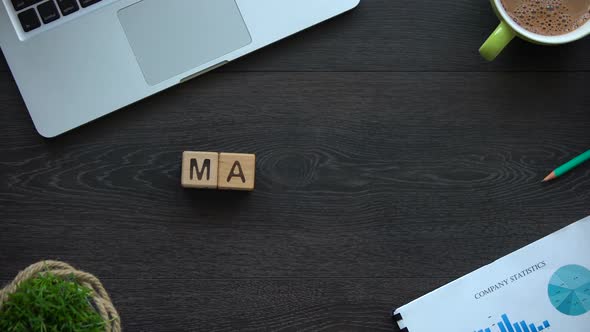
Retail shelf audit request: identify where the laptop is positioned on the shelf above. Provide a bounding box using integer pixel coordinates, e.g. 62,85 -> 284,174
0,0 -> 360,137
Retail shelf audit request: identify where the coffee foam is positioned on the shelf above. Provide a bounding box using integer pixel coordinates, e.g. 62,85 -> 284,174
501,0 -> 590,36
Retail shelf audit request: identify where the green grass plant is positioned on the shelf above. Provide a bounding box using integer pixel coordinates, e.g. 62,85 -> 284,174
0,272 -> 106,332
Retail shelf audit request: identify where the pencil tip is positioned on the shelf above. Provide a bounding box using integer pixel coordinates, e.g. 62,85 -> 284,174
543,171 -> 556,182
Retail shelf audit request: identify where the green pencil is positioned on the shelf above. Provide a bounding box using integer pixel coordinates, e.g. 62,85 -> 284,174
543,149 -> 590,182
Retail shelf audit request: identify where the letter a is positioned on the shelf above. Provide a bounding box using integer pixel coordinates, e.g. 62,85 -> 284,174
227,161 -> 246,183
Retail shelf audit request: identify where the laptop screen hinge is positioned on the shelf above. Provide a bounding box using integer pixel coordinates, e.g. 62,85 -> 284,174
180,60 -> 229,83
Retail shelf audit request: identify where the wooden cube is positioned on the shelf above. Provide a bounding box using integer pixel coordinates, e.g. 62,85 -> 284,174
181,151 -> 219,189
218,153 -> 256,191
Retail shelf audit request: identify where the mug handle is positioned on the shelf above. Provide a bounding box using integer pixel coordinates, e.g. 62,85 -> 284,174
479,21 -> 516,61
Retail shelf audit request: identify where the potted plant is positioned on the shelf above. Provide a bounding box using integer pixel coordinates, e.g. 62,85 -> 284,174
0,261 -> 120,332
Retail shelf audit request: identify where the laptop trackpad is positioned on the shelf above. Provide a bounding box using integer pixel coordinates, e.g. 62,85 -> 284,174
118,0 -> 251,86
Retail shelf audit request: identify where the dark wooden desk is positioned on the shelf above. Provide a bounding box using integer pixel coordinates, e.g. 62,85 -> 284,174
1,1 -> 589,330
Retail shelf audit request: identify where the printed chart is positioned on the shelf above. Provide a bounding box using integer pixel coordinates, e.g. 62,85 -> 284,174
548,265 -> 590,316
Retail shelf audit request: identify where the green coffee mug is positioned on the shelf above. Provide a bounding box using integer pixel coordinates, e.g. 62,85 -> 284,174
480,0 -> 590,61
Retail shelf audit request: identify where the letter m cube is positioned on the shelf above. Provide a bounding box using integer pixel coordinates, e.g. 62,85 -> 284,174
181,152 -> 219,189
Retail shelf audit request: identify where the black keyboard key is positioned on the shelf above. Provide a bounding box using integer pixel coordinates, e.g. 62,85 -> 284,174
12,0 -> 42,11
12,0 -> 27,11
56,0 -> 78,16
37,1 -> 59,24
79,0 -> 101,8
18,8 -> 40,32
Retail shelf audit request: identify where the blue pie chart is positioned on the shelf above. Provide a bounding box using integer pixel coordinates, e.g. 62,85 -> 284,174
548,265 -> 590,316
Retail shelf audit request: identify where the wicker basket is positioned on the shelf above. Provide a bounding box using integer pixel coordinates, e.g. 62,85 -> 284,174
0,260 -> 121,332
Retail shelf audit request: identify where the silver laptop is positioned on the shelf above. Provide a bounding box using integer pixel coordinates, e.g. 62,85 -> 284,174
0,0 -> 359,137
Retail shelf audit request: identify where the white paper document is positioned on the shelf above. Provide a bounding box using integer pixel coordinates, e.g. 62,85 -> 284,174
393,216 -> 590,332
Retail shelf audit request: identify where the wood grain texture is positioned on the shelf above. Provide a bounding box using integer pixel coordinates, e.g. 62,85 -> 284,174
1,72 -> 588,330
0,277 -> 444,332
1,1 -> 590,330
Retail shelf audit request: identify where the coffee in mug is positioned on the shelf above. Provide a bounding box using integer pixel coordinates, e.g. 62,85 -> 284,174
500,0 -> 590,36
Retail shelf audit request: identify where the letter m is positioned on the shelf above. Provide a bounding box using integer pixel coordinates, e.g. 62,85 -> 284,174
190,158 -> 211,181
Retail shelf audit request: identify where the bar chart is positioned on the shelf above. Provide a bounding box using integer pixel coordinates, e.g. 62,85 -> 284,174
475,314 -> 550,332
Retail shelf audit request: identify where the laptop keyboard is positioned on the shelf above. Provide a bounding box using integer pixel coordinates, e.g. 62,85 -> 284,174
14,0 -> 102,32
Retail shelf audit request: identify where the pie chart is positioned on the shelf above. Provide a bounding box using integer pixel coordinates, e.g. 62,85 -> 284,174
548,265 -> 590,316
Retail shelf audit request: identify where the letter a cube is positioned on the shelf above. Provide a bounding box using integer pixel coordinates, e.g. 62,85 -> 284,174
218,153 -> 256,191
181,151 -> 219,189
